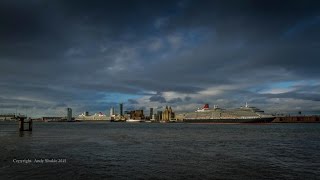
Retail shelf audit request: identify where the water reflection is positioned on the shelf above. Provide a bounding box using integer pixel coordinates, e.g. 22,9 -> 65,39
19,131 -> 32,137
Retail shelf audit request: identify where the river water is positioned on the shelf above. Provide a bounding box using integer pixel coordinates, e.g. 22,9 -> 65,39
1,122 -> 319,179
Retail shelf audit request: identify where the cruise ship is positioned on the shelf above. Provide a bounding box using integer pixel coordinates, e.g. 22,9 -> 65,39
182,103 -> 275,123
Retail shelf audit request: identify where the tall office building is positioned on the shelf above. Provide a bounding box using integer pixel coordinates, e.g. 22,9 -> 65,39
67,108 -> 72,121
149,108 -> 153,119
110,107 -> 115,116
157,111 -> 162,121
119,103 -> 123,116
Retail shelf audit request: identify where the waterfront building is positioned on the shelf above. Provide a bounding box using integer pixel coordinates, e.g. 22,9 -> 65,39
42,116 -> 64,122
129,110 -> 144,120
0,114 -> 16,121
162,106 -> 175,122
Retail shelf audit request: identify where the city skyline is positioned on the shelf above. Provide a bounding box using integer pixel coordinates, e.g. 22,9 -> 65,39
1,0 -> 320,117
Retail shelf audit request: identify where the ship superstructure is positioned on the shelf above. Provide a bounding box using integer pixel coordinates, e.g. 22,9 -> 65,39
183,103 -> 275,123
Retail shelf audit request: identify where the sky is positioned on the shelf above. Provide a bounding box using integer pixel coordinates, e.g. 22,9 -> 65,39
0,0 -> 320,117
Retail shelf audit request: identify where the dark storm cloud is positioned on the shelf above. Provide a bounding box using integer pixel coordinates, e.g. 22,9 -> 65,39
153,0 -> 320,79
1,0 -> 320,116
128,99 -> 138,104
168,97 -> 183,104
149,95 -> 167,103
168,0 -> 320,41
124,79 -> 205,93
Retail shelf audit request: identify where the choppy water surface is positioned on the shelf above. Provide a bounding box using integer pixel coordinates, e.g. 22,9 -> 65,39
1,122 -> 320,179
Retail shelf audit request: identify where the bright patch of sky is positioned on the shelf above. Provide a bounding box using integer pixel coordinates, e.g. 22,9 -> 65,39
270,81 -> 295,88
258,80 -> 318,94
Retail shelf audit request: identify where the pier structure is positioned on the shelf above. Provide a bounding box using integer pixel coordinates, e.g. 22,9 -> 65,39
18,116 -> 32,131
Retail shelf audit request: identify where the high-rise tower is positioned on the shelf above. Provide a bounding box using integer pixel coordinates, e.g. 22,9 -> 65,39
67,108 -> 72,121
149,108 -> 153,119
119,103 -> 123,116
110,107 -> 115,116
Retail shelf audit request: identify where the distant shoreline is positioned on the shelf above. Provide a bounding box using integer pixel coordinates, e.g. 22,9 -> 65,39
1,115 -> 320,123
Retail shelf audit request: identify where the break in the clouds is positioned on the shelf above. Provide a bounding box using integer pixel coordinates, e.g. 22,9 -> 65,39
0,0 -> 320,117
